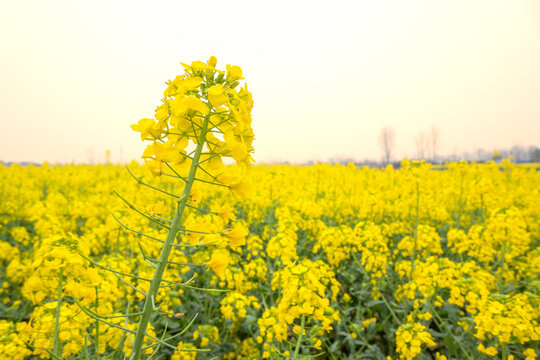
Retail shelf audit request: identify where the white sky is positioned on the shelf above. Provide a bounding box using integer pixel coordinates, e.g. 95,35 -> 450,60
1,0 -> 539,164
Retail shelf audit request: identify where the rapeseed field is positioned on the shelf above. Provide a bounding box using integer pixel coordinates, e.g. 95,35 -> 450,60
1,159 -> 538,359
0,57 -> 538,359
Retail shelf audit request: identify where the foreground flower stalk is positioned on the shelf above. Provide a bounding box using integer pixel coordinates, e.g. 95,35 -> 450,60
129,114 -> 210,360
126,56 -> 254,359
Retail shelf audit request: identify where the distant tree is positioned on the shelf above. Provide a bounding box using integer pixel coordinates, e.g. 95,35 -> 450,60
510,145 -> 526,162
86,148 -> 95,165
428,125 -> 440,163
415,125 -> 440,162
450,147 -> 459,161
529,147 -> 540,162
415,131 -> 427,159
378,126 -> 396,164
476,148 -> 489,162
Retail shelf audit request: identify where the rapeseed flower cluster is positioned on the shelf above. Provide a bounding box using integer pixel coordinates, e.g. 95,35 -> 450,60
0,320 -> 32,360
395,322 -> 436,360
258,259 -> 340,357
220,291 -> 260,323
131,56 -> 254,177
474,293 -> 540,344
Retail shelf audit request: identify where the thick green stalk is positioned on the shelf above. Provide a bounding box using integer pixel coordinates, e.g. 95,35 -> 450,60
129,114 -> 210,360
52,270 -> 63,359
292,315 -> 305,360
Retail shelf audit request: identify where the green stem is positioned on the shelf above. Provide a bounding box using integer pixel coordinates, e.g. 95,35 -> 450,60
94,288 -> 99,360
410,181 -> 420,278
381,294 -> 402,325
84,334 -> 90,360
129,113 -> 211,360
126,166 -> 180,199
292,315 -> 305,360
431,308 -> 473,360
52,270 -> 63,359
193,176 -> 230,188
498,237 -> 507,291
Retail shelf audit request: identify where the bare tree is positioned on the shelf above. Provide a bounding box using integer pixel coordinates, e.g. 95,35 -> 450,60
378,126 -> 396,164
428,125 -> 440,163
510,145 -> 526,162
415,131 -> 427,159
415,125 -> 440,162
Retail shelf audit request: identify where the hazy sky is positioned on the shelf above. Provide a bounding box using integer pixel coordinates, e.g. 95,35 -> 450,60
1,0 -> 539,164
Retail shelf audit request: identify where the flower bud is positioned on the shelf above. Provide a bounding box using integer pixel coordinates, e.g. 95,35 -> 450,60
207,56 -> 218,67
